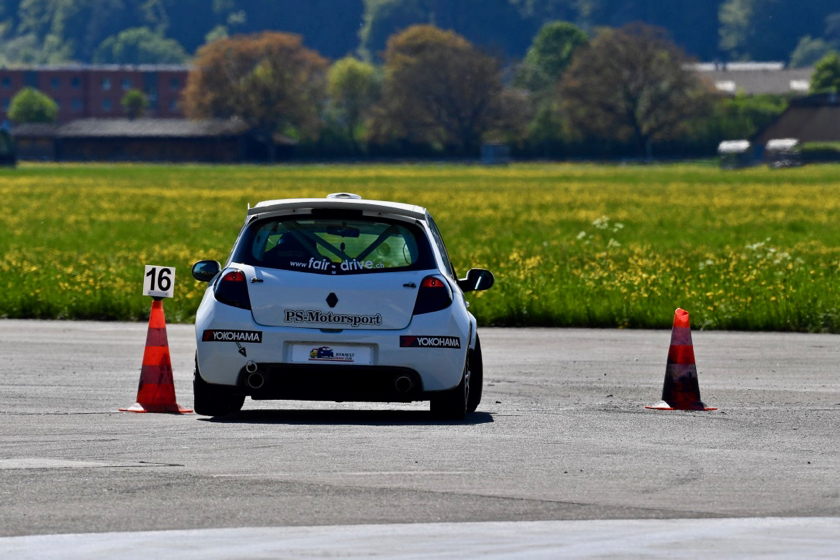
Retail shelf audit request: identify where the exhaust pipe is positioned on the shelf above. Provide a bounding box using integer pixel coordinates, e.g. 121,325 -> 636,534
245,361 -> 264,389
246,372 -> 265,390
394,375 -> 414,393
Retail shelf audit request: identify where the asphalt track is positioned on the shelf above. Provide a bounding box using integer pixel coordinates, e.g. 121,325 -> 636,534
1,319 -> 839,557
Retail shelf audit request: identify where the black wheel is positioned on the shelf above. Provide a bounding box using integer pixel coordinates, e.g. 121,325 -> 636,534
193,357 -> 245,417
467,335 -> 483,413
430,361 -> 469,420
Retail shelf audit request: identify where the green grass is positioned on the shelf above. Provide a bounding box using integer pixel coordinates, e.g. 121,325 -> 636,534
2,162 -> 840,331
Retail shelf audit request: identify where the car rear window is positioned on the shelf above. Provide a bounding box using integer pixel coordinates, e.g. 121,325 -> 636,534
232,215 -> 436,274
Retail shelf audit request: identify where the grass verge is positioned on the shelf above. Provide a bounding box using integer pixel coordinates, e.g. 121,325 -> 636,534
2,162 -> 839,331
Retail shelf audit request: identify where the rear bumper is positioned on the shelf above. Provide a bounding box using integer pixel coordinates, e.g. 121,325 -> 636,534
238,363 -> 424,402
194,288 -> 473,395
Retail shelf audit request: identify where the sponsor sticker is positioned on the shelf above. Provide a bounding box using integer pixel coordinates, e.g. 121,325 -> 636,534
400,336 -> 461,349
308,346 -> 355,362
284,309 -> 383,328
290,344 -> 373,364
288,257 -> 387,272
202,330 -> 263,343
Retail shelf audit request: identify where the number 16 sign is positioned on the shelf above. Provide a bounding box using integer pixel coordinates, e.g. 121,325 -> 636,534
143,265 -> 176,299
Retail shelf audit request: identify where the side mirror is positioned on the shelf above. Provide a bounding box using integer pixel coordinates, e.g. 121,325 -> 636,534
458,268 -> 495,293
192,260 -> 221,282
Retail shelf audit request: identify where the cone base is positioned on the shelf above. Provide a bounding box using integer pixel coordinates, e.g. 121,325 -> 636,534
119,402 -> 193,414
645,400 -> 717,411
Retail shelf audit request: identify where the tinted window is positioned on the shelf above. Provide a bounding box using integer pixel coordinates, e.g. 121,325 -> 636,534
233,215 -> 435,275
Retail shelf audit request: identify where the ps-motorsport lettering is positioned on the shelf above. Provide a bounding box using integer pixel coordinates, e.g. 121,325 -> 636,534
191,193 -> 494,420
284,309 -> 383,328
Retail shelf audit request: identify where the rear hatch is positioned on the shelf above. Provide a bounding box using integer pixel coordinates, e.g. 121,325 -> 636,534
228,209 -> 438,329
248,268 -> 423,330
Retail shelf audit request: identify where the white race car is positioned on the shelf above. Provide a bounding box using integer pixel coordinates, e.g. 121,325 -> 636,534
191,193 -> 494,419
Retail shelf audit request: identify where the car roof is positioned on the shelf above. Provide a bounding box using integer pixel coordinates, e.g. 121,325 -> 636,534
247,194 -> 427,221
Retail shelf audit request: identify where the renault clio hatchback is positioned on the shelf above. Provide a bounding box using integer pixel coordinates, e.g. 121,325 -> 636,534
192,193 -> 494,419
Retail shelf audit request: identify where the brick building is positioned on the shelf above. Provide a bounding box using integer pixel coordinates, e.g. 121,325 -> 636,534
0,65 -> 189,124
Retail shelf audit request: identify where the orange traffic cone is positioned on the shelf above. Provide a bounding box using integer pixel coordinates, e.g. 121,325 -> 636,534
120,299 -> 192,414
646,308 -> 716,411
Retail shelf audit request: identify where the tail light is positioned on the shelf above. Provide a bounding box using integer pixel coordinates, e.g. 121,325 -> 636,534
412,275 -> 453,315
214,269 -> 252,310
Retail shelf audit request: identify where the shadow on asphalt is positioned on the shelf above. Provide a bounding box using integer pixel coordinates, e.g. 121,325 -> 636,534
199,409 -> 494,426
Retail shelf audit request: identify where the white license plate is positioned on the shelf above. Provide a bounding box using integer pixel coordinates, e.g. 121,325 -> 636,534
291,344 -> 373,365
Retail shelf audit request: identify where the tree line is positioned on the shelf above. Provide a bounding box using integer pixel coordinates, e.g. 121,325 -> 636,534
15,20 -> 840,160
1,0 -> 839,67
179,23 -> 835,160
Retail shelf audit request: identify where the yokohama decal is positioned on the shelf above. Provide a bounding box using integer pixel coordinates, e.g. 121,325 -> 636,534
202,330 -> 263,343
400,336 -> 461,349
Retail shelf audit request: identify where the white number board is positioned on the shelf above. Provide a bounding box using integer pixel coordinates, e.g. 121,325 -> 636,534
143,265 -> 176,298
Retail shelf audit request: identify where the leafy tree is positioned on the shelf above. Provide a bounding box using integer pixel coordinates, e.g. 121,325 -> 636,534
8,87 -> 58,124
559,23 -> 714,157
360,0 -> 534,61
13,0 -> 151,62
790,36 -> 832,68
515,20 -> 588,92
327,56 -> 380,153
147,0 -> 231,55
825,13 -> 840,44
369,24 -> 505,154
719,0 -> 834,61
514,20 -> 587,159
489,86 -> 533,145
511,1 -> 722,61
94,27 -> 189,64
121,89 -> 149,119
509,0 -> 579,23
182,31 -> 328,161
694,93 -> 787,146
170,0 -> 364,59
810,51 -> 840,93
204,25 -> 229,45
582,1 -> 721,60
525,100 -> 566,156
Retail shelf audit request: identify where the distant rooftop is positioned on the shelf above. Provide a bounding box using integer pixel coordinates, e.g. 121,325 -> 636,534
14,118 -> 249,138
754,93 -> 840,145
689,62 -> 786,72
688,62 -> 813,96
58,118 -> 249,138
0,64 -> 190,72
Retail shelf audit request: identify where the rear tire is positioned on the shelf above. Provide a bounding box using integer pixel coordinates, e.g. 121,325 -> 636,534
430,361 -> 469,420
193,357 -> 245,417
467,335 -> 483,413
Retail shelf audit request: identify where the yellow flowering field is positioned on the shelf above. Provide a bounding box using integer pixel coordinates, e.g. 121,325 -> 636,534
2,162 -> 839,330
